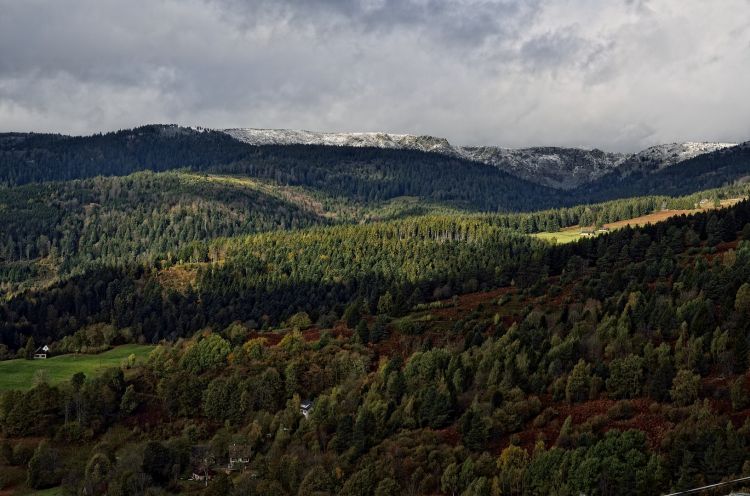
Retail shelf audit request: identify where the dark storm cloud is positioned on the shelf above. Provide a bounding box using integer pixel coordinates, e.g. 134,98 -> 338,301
215,0 -> 534,40
0,0 -> 748,151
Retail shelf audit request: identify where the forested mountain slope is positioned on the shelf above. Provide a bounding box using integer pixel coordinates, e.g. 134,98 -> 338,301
577,142 -> 750,202
225,127 -> 739,190
0,171 -> 331,294
3,195 -> 750,495
3,125 -> 750,213
1,185 -> 747,350
216,144 -> 564,211
0,125 -> 564,211
0,125 -> 249,186
0,175 -> 738,305
617,141 -> 737,175
227,127 -> 626,190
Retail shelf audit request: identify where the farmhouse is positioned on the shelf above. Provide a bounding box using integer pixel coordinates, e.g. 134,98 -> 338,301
34,345 -> 50,359
228,443 -> 251,471
190,465 -> 214,485
189,445 -> 215,485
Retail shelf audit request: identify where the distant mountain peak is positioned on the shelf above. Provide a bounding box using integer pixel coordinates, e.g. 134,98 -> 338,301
612,142 -> 738,179
224,128 -> 455,155
222,127 -> 742,190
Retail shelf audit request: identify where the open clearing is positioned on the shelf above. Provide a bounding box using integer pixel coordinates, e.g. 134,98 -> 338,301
533,198 -> 743,244
0,344 -> 155,391
532,227 -> 585,244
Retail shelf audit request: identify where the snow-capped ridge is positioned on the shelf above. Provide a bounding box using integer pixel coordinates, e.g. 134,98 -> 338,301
221,128 -> 742,190
624,142 -> 737,172
224,128 -> 627,189
455,146 -> 627,190
224,128 -> 455,155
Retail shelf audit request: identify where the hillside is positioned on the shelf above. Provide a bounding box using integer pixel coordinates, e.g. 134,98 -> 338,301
0,125 -> 567,211
0,345 -> 154,391
3,197 -> 750,495
224,127 -> 742,190
225,128 -> 628,189
2,183 -> 747,348
619,142 -> 737,176
457,146 -> 625,190
0,125 -> 249,186
0,167 -> 468,297
4,126 -> 744,196
579,142 -> 750,202
0,171 -> 332,296
533,197 -> 744,244
2,125 -> 749,212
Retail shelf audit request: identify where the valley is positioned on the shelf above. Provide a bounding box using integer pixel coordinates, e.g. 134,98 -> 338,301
4,1 -> 748,493
1,126 -> 750,495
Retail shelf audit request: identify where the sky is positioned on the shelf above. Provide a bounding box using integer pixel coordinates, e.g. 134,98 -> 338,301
1,0 -> 749,152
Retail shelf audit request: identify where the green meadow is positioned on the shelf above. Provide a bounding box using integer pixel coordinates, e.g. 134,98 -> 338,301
0,345 -> 155,391
531,227 -> 590,244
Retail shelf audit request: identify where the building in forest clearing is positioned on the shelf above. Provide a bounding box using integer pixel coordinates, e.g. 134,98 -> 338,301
34,345 -> 50,359
301,400 -> 313,418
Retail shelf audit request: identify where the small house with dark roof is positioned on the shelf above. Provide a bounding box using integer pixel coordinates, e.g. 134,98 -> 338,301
300,400 -> 313,418
34,345 -> 50,359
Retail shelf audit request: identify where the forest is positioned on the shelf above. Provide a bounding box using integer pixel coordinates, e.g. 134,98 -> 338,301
2,195 -> 750,494
3,128 -> 750,494
576,142 -> 750,202
1,181 -> 747,349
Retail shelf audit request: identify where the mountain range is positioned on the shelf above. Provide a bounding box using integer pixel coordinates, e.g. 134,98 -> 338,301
224,127 -> 738,189
4,124 -> 750,495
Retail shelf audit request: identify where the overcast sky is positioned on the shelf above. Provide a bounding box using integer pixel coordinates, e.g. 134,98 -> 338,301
1,0 -> 749,151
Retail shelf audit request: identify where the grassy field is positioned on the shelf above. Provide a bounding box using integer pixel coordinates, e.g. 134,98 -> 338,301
0,344 -> 155,391
26,488 -> 65,496
532,227 -> 586,244
533,198 -> 743,244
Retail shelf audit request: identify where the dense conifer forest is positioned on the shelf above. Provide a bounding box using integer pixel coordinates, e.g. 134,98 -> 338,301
578,143 -> 750,202
2,128 -> 750,495
3,195 -> 750,494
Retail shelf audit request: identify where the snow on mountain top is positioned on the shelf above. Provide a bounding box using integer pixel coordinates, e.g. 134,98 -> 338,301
455,146 -> 627,189
221,128 -> 742,190
224,128 -> 454,154
223,128 -> 630,189
632,142 -> 737,169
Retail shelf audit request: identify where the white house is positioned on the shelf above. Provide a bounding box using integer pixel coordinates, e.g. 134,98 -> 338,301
190,466 -> 214,485
34,345 -> 50,359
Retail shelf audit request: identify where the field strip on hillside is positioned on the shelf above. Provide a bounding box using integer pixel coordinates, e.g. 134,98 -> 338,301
533,197 -> 744,244
0,344 -> 155,391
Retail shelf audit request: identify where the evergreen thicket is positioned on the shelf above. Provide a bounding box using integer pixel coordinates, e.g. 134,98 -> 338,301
2,199 -> 750,494
3,127 -> 750,494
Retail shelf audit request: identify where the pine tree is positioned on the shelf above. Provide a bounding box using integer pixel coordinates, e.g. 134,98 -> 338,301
356,319 -> 369,344
24,337 -> 35,360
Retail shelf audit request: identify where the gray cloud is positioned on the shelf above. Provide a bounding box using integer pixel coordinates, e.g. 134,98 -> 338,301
0,0 -> 748,151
